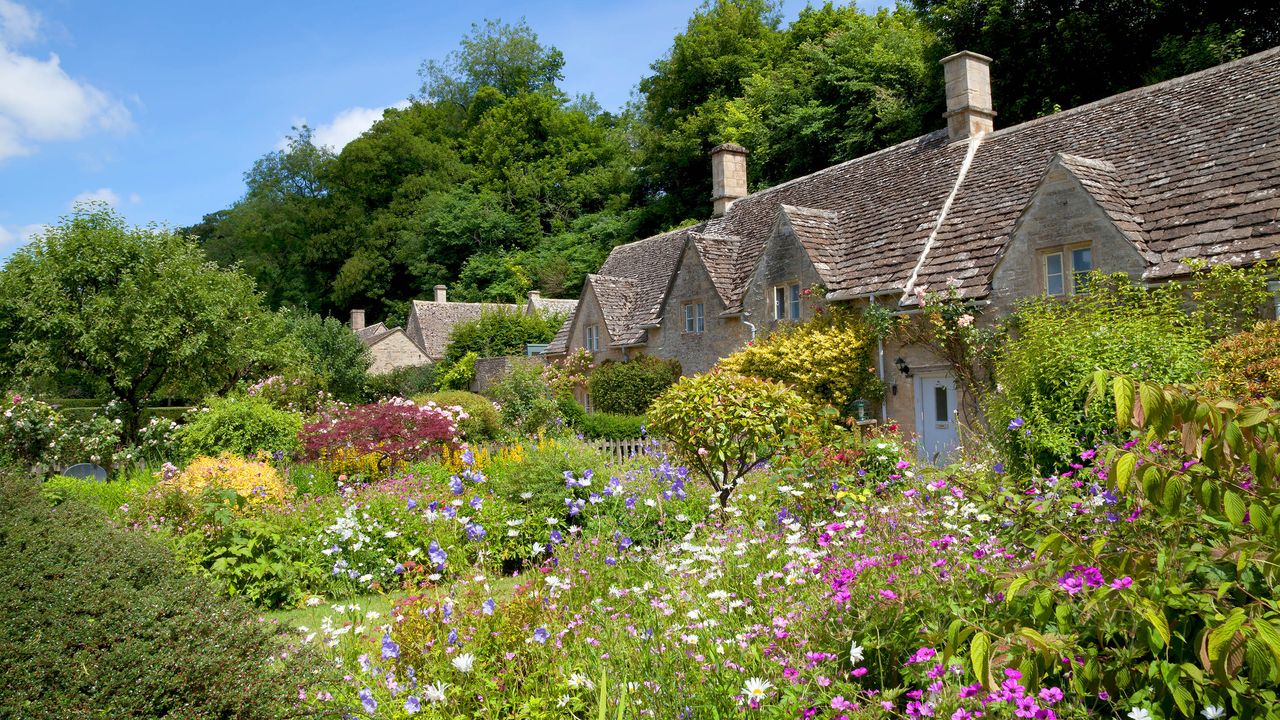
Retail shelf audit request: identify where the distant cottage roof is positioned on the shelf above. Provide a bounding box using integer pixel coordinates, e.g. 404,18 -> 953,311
356,322 -> 398,347
553,46 -> 1280,351
526,295 -> 579,316
407,299 -> 518,360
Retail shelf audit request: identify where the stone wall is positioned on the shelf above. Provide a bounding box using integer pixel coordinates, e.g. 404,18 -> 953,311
741,225 -> 825,334
471,355 -> 546,394
565,282 -> 627,363
649,245 -> 749,374
368,331 -> 429,375
989,161 -> 1147,314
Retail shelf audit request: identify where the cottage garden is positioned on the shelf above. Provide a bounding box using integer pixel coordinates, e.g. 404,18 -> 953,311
2,249 -> 1279,720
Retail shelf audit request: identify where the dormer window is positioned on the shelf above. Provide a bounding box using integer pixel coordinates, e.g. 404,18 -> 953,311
773,282 -> 802,320
683,302 -> 705,333
1043,244 -> 1093,296
585,325 -> 600,352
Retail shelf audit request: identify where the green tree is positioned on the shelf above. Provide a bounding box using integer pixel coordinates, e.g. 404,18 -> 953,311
442,308 -> 565,364
634,0 -> 783,230
0,206 -> 275,438
912,0 -> 1279,126
419,18 -> 567,107
280,309 -> 372,402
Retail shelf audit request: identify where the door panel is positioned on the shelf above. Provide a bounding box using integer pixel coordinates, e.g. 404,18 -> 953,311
917,375 -> 958,464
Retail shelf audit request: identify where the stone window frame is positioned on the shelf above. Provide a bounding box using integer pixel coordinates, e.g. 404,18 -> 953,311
1041,242 -> 1093,296
585,324 -> 600,353
683,301 -> 705,334
772,281 -> 802,321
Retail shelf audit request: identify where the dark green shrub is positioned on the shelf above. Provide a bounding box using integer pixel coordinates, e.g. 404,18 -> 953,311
587,355 -> 681,415
557,395 -> 587,430
176,394 -> 302,460
0,472 -> 314,718
578,412 -> 646,440
987,276 -> 1206,473
280,309 -> 371,402
415,390 -> 502,442
365,363 -> 438,400
489,364 -> 558,436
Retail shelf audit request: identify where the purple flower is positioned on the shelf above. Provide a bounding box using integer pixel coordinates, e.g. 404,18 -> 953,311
381,633 -> 400,660
465,523 -> 486,541
359,688 -> 377,713
407,498 -> 417,510
428,540 -> 447,567
482,597 -> 496,615
404,695 -> 421,713
993,462 -> 1005,474
470,496 -> 483,510
550,529 -> 563,544
533,627 -> 550,644
1110,576 -> 1133,589
1008,417 -> 1024,430
450,475 -> 464,494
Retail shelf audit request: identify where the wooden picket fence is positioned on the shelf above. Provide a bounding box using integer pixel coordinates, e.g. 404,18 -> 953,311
590,437 -> 651,461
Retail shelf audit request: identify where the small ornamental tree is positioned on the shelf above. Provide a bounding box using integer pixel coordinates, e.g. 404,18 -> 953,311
647,370 -> 811,507
299,398 -> 464,473
718,308 -> 882,415
1205,320 -> 1280,402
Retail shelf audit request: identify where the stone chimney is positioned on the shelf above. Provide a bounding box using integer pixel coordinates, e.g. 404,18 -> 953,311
350,309 -> 365,332
434,284 -> 447,303
710,142 -> 749,217
941,51 -> 995,142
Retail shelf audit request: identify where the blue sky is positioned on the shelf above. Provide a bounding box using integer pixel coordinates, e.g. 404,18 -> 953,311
0,0 -> 880,262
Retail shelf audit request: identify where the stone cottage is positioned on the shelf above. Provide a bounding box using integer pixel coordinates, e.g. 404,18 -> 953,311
547,47 -> 1280,460
354,287 -> 578,375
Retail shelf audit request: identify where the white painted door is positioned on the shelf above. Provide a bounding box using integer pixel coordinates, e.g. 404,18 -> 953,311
916,374 -> 959,464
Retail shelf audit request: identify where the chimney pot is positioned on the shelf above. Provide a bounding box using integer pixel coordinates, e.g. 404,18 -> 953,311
940,51 -> 995,142
434,284 -> 447,303
527,290 -> 541,302
710,142 -> 749,217
350,309 -> 366,332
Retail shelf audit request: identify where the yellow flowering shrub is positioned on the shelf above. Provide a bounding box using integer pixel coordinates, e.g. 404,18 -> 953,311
439,442 -> 532,473
163,453 -> 289,507
718,310 -> 882,413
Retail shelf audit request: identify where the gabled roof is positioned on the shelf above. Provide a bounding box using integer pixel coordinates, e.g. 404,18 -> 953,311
596,226 -> 693,330
688,231 -> 741,309
587,274 -> 640,346
408,299 -> 518,360
545,315 -> 573,355
355,322 -> 392,345
1044,153 -> 1153,258
779,205 -> 842,290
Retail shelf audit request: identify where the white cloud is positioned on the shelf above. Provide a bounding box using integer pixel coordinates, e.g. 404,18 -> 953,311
284,100 -> 411,152
0,1 -> 132,161
0,222 -> 45,261
0,0 -> 38,46
128,191 -> 142,205
70,187 -> 120,208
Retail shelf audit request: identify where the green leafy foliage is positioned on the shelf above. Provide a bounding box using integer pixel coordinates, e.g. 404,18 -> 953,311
913,0 -> 1276,126
444,308 -> 565,364
279,309 -> 372,401
414,390 -> 502,442
647,369 -> 811,506
365,363 -> 439,401
577,412 -> 647,440
488,364 -> 559,436
0,471 -> 312,717
987,275 -> 1207,473
437,351 -> 478,391
176,394 -> 303,460
586,355 -> 681,415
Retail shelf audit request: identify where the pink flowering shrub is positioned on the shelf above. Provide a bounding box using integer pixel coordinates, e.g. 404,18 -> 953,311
299,398 -> 465,473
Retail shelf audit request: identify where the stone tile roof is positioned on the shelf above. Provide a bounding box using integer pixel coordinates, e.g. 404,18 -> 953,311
527,296 -> 579,316
688,231 -> 741,308
355,322 -> 391,345
699,46 -> 1279,307
588,226 -> 694,344
407,300 -> 518,361
587,274 -> 641,346
545,315 -> 573,355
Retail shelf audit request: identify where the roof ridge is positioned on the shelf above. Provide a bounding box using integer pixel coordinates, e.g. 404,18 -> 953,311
979,45 -> 1280,145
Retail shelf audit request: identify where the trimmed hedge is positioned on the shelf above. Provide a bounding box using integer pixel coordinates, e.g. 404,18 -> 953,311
0,471 -> 313,718
579,412 -> 646,440
586,355 -> 681,415
365,363 -> 438,400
